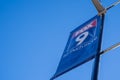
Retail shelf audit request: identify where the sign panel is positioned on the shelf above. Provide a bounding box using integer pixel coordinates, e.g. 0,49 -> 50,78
52,15 -> 102,79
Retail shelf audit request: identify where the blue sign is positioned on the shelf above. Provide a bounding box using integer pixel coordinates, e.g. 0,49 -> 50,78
53,15 -> 102,79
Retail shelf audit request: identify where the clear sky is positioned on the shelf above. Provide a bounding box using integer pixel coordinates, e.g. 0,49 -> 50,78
1,0 -> 120,80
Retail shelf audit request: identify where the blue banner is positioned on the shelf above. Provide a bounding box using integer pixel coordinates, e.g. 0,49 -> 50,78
53,15 -> 102,79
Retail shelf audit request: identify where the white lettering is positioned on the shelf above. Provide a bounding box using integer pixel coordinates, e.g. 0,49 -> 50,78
76,31 -> 89,46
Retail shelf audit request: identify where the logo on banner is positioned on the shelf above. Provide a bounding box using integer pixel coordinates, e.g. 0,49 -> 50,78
63,19 -> 97,57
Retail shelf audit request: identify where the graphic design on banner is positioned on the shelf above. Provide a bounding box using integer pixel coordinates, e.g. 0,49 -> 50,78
64,19 -> 97,58
53,15 -> 102,78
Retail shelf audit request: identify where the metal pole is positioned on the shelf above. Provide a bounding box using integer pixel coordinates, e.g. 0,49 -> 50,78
91,14 -> 105,80
106,0 -> 120,10
100,42 -> 120,54
91,2 -> 120,80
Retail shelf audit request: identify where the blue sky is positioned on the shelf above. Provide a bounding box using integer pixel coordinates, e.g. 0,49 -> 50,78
1,0 -> 120,80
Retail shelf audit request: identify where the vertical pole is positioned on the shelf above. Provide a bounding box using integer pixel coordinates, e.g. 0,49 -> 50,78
91,14 -> 105,80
